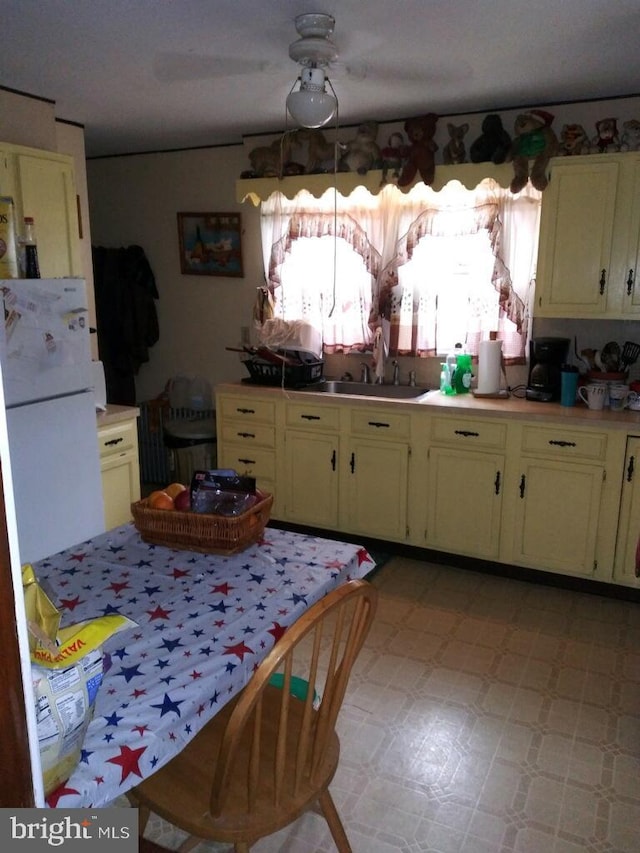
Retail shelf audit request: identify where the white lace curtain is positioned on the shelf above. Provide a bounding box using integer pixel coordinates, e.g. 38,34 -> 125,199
260,179 -> 541,361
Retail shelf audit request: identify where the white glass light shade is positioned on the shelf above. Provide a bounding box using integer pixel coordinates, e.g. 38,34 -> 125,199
286,67 -> 337,129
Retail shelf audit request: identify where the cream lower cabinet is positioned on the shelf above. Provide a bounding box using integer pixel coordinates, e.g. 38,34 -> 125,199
0,142 -> 81,277
423,415 -> 506,559
216,393 -> 278,515
535,152 -> 640,318
613,436 -> 640,588
283,401 -> 341,529
503,423 -> 623,580
98,416 -> 141,530
344,407 -> 410,541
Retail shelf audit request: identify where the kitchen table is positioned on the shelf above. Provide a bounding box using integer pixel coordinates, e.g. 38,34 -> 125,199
32,523 -> 375,808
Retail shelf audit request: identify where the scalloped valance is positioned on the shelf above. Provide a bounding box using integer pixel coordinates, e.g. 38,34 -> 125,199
236,161 -> 519,205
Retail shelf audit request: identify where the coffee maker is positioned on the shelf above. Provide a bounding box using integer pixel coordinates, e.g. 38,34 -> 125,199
526,337 -> 570,402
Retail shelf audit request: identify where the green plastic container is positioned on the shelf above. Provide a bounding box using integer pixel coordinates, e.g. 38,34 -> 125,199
453,353 -> 473,394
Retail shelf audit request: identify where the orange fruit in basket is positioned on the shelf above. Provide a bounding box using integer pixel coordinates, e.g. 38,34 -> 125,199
164,482 -> 187,499
148,490 -> 174,510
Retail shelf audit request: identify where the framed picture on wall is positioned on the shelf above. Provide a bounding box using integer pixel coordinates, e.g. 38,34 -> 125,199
177,211 -> 244,277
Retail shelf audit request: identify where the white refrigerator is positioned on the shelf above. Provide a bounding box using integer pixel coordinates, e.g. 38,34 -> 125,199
0,278 -> 105,563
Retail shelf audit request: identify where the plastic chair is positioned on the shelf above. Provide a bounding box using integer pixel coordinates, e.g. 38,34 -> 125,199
129,578 -> 378,852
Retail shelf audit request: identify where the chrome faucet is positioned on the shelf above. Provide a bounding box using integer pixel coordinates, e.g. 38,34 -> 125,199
360,362 -> 371,384
392,360 -> 400,385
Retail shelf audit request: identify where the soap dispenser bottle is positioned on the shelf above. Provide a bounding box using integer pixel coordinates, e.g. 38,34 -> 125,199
441,343 -> 463,395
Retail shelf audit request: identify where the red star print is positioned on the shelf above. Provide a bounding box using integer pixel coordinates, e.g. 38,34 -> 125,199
132,724 -> 149,736
131,688 -> 147,698
146,604 -> 173,621
211,582 -> 233,595
223,640 -> 254,661
324,558 -> 346,569
171,567 -> 190,579
268,622 -> 287,643
106,744 -> 147,783
357,548 -> 373,565
58,595 -> 82,611
107,580 -> 131,594
46,783 -> 80,807
189,669 -> 203,680
67,553 -> 87,562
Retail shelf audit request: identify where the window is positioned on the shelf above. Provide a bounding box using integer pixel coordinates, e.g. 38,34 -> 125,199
260,179 -> 541,362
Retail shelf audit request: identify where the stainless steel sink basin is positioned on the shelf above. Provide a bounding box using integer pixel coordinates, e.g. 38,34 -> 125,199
300,380 -> 431,400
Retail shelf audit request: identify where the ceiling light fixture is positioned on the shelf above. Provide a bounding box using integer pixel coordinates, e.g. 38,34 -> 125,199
286,12 -> 339,129
286,66 -> 337,128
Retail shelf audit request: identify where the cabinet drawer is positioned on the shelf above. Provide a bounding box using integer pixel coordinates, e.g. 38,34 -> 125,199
219,396 -> 275,424
220,445 -> 276,480
221,422 -> 275,448
430,416 -> 507,450
286,402 -> 340,430
520,425 -> 607,462
350,407 -> 411,439
98,420 -> 137,457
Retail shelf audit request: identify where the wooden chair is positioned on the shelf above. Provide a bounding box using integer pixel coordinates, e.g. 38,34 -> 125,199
129,578 -> 378,852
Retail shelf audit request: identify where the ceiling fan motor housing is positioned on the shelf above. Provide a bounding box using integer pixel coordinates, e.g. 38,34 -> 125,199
289,13 -> 338,67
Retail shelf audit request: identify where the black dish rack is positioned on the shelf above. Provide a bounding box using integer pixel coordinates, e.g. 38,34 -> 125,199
242,356 -> 324,388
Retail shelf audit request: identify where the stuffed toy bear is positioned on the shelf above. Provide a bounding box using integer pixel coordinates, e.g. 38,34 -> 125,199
398,113 -> 439,187
507,109 -> 559,194
379,132 -> 410,185
558,123 -> 589,156
590,118 -> 620,153
339,121 -> 382,175
470,114 -> 512,164
442,122 -> 469,165
620,119 -> 640,152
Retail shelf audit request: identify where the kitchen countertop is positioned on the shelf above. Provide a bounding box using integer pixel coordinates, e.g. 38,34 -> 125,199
96,403 -> 140,427
216,381 -> 640,432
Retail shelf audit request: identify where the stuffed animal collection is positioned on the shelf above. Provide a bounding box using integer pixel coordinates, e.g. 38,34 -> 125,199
240,110 -> 640,184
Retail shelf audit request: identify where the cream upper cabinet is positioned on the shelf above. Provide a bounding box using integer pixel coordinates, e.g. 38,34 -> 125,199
0,142 -> 81,278
613,436 -> 640,588
535,153 -> 640,318
423,415 -> 506,560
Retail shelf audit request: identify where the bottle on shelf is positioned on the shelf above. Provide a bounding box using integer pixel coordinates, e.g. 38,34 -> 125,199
23,217 -> 40,279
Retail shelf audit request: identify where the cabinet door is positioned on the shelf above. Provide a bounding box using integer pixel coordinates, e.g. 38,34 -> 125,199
426,447 -> 504,559
345,438 -> 409,541
613,437 -> 640,587
284,430 -> 339,528
535,159 -> 619,316
100,450 -> 140,529
15,150 -> 81,277
622,159 -> 640,314
512,457 -> 603,576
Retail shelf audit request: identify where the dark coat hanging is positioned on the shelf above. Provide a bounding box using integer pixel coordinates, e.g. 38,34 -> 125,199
92,244 -> 159,405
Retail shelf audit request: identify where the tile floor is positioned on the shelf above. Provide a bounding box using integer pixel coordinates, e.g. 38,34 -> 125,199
126,555 -> 640,853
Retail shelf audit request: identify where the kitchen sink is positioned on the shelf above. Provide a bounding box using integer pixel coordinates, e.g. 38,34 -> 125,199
299,380 -> 431,400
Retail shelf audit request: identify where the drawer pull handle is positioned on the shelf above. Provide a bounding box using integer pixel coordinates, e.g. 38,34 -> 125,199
104,437 -> 123,446
519,474 -> 526,499
350,452 -> 355,473
494,471 -> 501,495
368,421 -> 390,429
237,431 -> 255,438
627,455 -> 635,482
236,407 -> 255,415
331,449 -> 336,471
548,440 -> 576,448
454,430 -> 479,438
237,458 -> 255,465
599,269 -> 606,295
627,269 -> 635,296
301,414 -> 321,420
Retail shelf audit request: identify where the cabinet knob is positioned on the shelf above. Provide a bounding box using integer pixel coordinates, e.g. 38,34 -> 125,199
599,269 -> 606,295
626,269 -> 635,296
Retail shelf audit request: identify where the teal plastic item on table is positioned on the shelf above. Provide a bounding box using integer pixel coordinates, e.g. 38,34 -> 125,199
269,673 -> 320,707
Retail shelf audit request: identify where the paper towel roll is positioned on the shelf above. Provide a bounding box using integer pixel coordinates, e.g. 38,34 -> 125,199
477,339 -> 502,395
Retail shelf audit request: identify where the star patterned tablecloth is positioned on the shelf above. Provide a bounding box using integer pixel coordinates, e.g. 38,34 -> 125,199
31,523 -> 375,808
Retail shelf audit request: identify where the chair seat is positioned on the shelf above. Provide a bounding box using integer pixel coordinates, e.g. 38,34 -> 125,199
132,685 -> 341,844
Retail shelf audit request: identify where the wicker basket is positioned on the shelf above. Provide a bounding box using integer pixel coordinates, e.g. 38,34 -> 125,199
130,493 -> 273,555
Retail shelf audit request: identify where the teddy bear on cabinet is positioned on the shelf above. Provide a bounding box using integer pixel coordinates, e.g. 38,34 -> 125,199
442,123 -> 469,165
397,113 -> 439,187
469,114 -> 512,164
507,109 -> 559,194
339,121 -> 382,174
